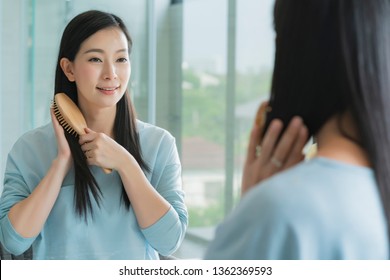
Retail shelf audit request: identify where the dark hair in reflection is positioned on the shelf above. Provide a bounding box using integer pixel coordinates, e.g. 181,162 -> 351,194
54,10 -> 149,220
266,0 -> 390,245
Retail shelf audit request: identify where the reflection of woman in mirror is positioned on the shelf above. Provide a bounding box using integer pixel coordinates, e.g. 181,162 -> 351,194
0,10 -> 188,259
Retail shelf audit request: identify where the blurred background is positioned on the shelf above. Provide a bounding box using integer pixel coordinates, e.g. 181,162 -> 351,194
0,0 -> 275,259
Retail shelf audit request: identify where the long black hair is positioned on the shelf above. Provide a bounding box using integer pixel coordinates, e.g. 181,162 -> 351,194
266,0 -> 390,248
54,10 -> 149,220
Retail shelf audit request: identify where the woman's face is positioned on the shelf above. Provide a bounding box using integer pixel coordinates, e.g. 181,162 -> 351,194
62,27 -> 131,114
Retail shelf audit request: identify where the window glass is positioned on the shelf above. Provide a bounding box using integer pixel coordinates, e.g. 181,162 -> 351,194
176,0 -> 275,258
181,0 -> 227,228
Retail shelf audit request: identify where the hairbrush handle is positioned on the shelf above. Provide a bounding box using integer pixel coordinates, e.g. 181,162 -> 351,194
103,167 -> 112,174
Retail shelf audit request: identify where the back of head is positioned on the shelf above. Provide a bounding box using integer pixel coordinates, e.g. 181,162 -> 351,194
268,0 -> 390,251
268,0 -> 347,136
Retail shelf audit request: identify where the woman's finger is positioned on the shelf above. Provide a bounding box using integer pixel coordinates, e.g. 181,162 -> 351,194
255,101 -> 269,143
246,124 -> 262,163
259,119 -> 283,162
271,116 -> 303,167
50,108 -> 62,132
80,142 -> 94,152
79,133 -> 95,146
246,101 -> 269,163
283,125 -> 309,169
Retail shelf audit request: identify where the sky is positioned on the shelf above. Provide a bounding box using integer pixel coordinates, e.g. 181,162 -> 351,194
183,0 -> 275,74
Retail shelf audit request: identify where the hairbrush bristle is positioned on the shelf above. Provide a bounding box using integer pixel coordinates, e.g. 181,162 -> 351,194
52,99 -> 78,136
52,92 -> 112,174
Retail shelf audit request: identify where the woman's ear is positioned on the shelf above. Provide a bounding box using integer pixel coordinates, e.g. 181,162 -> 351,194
60,58 -> 75,82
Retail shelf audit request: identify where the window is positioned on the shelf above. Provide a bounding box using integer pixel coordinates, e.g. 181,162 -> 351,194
173,0 -> 275,258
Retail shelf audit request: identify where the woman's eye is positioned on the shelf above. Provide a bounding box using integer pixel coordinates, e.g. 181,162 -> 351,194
89,57 -> 102,62
117,57 -> 128,63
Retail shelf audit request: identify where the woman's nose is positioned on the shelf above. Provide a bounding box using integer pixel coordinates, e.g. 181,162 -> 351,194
103,63 -> 117,80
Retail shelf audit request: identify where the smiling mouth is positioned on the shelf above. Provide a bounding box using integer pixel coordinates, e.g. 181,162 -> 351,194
97,86 -> 120,91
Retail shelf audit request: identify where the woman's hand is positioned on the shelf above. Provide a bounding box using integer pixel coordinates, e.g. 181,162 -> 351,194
78,128 -> 130,171
50,107 -> 72,171
241,102 -> 309,195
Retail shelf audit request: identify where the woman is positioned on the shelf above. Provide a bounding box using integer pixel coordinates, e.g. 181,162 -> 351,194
205,0 -> 389,259
0,10 -> 187,259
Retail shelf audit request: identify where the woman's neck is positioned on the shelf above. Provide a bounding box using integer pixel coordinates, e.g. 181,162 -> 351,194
82,107 -> 116,138
315,113 -> 371,167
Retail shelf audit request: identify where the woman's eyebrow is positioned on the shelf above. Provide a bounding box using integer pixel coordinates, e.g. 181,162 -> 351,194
83,48 -> 128,54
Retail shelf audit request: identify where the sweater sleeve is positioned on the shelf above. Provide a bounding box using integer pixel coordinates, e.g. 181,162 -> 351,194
141,135 -> 188,256
0,148 -> 38,255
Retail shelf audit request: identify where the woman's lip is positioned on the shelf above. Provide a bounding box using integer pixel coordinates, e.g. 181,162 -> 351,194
97,86 -> 120,95
97,86 -> 119,90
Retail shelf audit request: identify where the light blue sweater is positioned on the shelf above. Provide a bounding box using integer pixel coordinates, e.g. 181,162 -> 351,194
0,120 -> 188,259
205,157 -> 389,259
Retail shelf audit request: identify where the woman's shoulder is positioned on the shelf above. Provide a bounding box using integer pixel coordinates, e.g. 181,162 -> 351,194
135,120 -> 180,173
136,119 -> 175,143
5,123 -> 56,176
242,157 -> 376,222
208,158 -> 385,259
243,159 -> 359,208
9,123 -> 55,156
256,157 -> 374,193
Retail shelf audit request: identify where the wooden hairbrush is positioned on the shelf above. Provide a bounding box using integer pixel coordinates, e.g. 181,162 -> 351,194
53,92 -> 112,174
